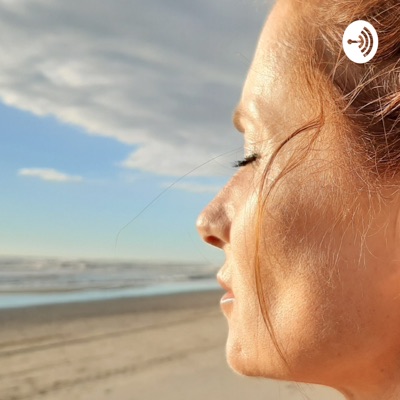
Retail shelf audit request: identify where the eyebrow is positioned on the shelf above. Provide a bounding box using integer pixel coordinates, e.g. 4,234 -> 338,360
232,107 -> 245,134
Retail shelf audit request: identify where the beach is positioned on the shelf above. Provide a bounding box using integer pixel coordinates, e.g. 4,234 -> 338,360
0,290 -> 343,400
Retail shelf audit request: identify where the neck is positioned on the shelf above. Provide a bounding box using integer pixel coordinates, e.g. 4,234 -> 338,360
337,379 -> 400,400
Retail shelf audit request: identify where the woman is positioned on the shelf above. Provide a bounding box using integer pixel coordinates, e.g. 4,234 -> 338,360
197,0 -> 400,399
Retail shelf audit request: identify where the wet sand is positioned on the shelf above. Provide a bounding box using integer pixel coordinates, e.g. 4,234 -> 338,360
0,290 -> 343,400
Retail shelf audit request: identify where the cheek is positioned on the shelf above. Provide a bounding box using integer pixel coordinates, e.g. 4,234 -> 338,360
260,174 -> 367,330
226,168 -> 384,380
260,170 -> 363,286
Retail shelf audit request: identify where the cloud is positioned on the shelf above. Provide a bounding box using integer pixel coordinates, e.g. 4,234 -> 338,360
18,168 -> 83,183
0,0 -> 272,177
120,141 -> 244,177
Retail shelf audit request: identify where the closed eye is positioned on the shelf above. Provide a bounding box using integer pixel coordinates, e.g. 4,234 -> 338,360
232,153 -> 259,168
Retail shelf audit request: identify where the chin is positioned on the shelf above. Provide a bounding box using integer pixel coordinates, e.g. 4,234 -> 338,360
225,335 -> 295,381
226,352 -> 260,377
225,339 -> 268,378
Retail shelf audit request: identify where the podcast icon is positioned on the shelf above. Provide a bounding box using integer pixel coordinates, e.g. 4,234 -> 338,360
342,20 -> 378,64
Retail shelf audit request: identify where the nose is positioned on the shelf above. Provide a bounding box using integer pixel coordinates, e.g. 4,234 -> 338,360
196,193 -> 231,249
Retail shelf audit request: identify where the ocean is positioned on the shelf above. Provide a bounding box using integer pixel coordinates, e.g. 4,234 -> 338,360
0,256 -> 220,309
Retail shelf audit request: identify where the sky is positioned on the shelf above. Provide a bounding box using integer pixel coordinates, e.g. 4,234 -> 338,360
0,0 -> 272,264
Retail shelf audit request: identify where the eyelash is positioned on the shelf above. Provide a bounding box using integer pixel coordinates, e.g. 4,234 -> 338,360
232,153 -> 259,168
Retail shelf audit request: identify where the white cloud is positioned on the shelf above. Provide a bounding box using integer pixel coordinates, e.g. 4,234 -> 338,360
120,141 -> 243,177
0,0 -> 272,177
18,168 -> 83,183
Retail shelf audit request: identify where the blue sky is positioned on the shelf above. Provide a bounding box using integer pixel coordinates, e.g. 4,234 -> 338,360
0,0 -> 271,263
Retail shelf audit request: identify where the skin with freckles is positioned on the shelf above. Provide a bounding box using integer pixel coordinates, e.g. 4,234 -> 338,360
197,1 -> 400,399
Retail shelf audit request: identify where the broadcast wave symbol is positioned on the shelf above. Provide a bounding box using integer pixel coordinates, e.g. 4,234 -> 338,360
347,26 -> 374,57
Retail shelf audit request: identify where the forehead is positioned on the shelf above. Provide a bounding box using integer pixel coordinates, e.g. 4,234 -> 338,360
236,0 -> 317,139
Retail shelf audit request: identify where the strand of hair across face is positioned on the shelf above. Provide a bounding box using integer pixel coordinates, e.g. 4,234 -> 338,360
113,147 -> 242,256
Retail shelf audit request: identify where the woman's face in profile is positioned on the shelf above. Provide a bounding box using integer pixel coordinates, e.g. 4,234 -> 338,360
198,0 -> 400,392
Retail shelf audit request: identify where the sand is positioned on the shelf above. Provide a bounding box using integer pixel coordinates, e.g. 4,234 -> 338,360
0,290 -> 344,400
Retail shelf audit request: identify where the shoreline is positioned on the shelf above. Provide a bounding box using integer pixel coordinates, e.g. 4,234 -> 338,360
0,289 -> 223,327
0,279 -> 220,310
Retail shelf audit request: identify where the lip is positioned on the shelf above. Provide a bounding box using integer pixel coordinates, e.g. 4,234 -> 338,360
217,273 -> 235,306
217,274 -> 232,292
